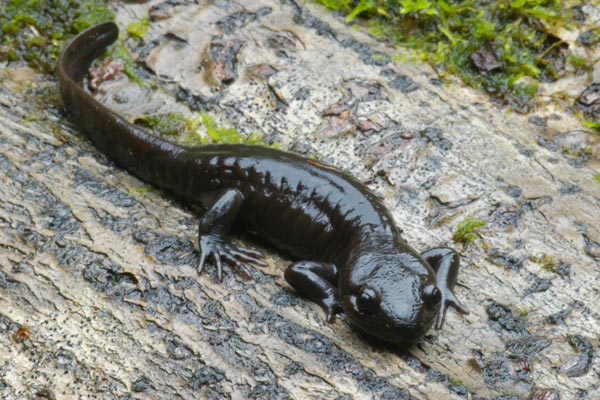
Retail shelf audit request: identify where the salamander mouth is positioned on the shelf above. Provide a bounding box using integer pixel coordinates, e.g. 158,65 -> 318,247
342,295 -> 430,344
342,295 -> 426,344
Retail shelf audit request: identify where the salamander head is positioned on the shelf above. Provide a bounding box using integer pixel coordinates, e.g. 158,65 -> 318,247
342,254 -> 441,344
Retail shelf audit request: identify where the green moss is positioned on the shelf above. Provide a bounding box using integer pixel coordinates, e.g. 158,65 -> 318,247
105,43 -> 147,87
133,112 -> 270,147
594,173 -> 600,184
134,112 -> 202,143
561,144 -> 592,158
567,54 -> 589,69
127,16 -> 150,39
584,119 -> 600,130
201,113 -> 266,145
129,185 -> 155,196
530,253 -> 558,272
449,377 -> 464,386
517,305 -> 529,316
0,1 -> 149,86
452,216 -> 486,243
316,0 -> 577,111
72,1 -> 113,32
23,110 -> 46,123
0,0 -> 113,74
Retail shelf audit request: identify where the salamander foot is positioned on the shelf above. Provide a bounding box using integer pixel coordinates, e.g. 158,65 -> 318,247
198,235 -> 266,281
421,247 -> 469,329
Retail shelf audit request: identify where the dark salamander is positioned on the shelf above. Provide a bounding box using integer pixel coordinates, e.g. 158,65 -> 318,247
58,22 -> 468,344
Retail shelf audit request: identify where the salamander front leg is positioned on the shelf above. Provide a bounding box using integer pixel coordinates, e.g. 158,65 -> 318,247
197,188 -> 266,280
421,247 -> 469,329
284,261 -> 342,322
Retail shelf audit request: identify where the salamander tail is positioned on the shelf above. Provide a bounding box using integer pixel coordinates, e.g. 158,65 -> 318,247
57,22 -> 188,185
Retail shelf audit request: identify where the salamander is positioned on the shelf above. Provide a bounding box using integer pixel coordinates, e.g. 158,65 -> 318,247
57,22 -> 468,344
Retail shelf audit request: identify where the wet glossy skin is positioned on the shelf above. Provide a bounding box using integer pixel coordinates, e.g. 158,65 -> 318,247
58,22 -> 467,344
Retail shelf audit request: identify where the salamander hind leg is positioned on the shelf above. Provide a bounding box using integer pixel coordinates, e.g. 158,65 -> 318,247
421,247 -> 469,329
284,261 -> 342,322
197,188 -> 266,280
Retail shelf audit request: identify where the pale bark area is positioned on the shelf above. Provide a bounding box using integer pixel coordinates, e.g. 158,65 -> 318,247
1,1 -> 599,399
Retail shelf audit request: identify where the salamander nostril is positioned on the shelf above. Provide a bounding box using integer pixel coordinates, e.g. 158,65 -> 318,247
423,284 -> 441,307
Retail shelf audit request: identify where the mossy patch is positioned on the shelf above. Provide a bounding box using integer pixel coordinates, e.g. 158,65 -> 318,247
517,305 -> 529,316
0,0 -> 113,74
561,144 -> 592,159
0,2 -> 147,86
127,16 -> 151,39
316,0 -> 584,112
108,43 -> 148,87
530,253 -> 558,272
452,216 -> 486,243
584,119 -> 600,130
201,113 -> 267,145
134,112 -> 202,143
133,112 -> 270,147
129,185 -> 155,196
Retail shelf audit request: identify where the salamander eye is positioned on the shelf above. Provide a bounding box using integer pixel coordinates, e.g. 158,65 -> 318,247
422,284 -> 441,307
356,287 -> 380,313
